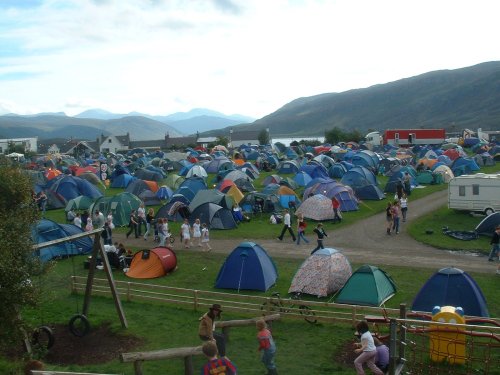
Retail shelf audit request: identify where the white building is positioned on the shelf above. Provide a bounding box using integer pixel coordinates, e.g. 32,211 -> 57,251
0,137 -> 38,154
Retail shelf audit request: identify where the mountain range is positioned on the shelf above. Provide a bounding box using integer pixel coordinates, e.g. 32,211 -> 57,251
235,61 -> 500,136
0,109 -> 255,140
1,61 -> 499,141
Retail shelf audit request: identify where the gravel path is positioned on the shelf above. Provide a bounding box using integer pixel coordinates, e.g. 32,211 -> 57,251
114,189 -> 495,274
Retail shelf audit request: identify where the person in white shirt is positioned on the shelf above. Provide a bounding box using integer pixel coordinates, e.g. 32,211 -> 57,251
192,218 -> 202,247
353,320 -> 383,375
73,213 -> 82,229
137,203 -> 146,236
276,209 -> 296,242
181,218 -> 191,249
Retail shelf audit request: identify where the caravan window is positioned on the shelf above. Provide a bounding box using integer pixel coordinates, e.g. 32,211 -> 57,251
472,184 -> 480,195
459,186 -> 466,196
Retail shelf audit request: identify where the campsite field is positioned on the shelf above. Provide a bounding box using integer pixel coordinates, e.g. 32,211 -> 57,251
3,250 -> 499,375
10,164 -> 498,373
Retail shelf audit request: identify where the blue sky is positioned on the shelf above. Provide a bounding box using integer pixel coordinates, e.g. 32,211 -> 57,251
1,0 -> 500,118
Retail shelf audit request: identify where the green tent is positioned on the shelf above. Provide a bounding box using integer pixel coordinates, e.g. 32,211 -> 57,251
65,195 -> 95,212
90,192 -> 142,227
334,265 -> 397,306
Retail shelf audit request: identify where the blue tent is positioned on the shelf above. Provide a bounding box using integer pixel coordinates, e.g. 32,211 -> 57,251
110,173 -> 136,188
277,160 -> 300,174
32,219 -> 93,262
293,171 -> 313,187
45,175 -> 103,202
412,267 -> 489,317
215,242 -> 278,292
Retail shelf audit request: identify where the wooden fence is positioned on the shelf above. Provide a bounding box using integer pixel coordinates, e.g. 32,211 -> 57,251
70,276 -> 401,327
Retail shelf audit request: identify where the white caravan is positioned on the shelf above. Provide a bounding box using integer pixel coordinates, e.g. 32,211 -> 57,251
448,173 -> 500,215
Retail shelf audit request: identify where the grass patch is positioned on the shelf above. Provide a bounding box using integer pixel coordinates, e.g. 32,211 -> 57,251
3,249 -> 498,374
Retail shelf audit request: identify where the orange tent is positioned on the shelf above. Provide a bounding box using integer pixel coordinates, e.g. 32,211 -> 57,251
143,180 -> 159,193
45,168 -> 62,180
126,247 -> 177,279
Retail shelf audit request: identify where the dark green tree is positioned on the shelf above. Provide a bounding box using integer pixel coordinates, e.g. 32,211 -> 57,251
324,127 -> 345,144
0,161 -> 43,350
216,136 -> 229,147
257,129 -> 270,145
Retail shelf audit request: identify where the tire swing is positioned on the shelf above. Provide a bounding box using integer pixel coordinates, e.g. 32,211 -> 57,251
30,265 -> 55,351
68,254 -> 90,337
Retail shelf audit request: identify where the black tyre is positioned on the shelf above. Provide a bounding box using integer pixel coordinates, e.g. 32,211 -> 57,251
31,325 -> 55,349
68,314 -> 90,337
299,305 -> 317,324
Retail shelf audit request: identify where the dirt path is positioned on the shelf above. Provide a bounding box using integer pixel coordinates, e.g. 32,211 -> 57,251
114,189 -> 495,274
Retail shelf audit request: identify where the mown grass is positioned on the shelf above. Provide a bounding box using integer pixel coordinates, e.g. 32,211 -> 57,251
3,249 -> 499,374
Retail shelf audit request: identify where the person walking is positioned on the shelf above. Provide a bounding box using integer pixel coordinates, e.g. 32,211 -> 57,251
385,202 -> 393,235
391,200 -> 401,234
143,208 -> 155,240
256,319 -> 278,375
158,218 -> 169,247
101,221 -> 113,245
403,172 -> 411,196
126,210 -> 139,239
201,223 -> 212,252
353,320 -> 384,375
277,209 -> 296,242
137,203 -> 146,236
400,193 -> 408,222
311,223 -> 328,254
198,304 -> 226,358
73,212 -> 82,229
181,218 -> 191,249
296,213 -> 309,245
488,225 -> 500,262
192,218 -> 202,247
331,196 -> 342,224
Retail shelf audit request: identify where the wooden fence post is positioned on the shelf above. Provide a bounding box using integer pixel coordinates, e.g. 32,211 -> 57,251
133,360 -> 143,375
388,319 -> 397,375
194,290 -> 199,311
184,355 -> 194,375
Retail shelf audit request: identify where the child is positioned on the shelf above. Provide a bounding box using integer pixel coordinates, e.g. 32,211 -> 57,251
311,223 -> 327,254
200,341 -> 237,375
181,218 -> 191,249
201,223 -> 212,252
374,337 -> 389,373
353,320 -> 384,375
256,319 -> 278,375
296,213 -> 309,245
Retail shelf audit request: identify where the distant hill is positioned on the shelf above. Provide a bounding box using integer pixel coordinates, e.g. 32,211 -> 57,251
75,107 -> 255,135
0,114 -> 183,140
222,61 -> 500,137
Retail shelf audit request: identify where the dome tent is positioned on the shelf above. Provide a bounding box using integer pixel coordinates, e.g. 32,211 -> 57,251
412,267 -> 489,317
216,242 -> 278,292
289,248 -> 352,297
335,265 -> 397,306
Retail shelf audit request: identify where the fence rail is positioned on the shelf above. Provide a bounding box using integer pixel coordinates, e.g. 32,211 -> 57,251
71,276 -> 500,375
70,276 -> 402,326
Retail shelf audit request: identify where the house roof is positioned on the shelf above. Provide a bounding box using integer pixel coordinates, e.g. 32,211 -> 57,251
166,136 -> 198,147
231,130 -> 261,141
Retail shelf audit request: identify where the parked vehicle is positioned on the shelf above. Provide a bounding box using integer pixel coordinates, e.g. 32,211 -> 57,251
365,129 -> 446,148
448,173 -> 500,215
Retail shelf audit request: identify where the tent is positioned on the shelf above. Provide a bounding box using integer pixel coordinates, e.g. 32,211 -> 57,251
65,195 -> 95,212
475,212 -> 500,236
189,202 -> 237,229
288,248 -> 352,297
412,267 -> 489,317
126,246 -> 177,279
32,219 -> 93,262
110,173 -> 136,188
334,265 -> 397,306
296,194 -> 334,221
90,192 -> 142,227
45,175 -> 103,202
215,242 -> 278,292
188,189 -> 233,212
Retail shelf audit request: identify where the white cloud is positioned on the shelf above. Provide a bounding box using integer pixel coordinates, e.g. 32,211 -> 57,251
0,0 -> 500,118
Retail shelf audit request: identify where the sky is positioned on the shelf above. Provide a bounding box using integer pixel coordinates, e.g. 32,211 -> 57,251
1,0 -> 500,120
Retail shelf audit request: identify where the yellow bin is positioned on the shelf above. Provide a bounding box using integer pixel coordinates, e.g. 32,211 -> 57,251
429,306 -> 466,364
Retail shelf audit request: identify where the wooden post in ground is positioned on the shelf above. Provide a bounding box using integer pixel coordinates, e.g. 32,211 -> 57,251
399,303 -> 407,364
388,319 -> 398,375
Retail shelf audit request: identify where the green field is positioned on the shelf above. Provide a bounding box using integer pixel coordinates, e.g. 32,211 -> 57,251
3,165 -> 499,374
